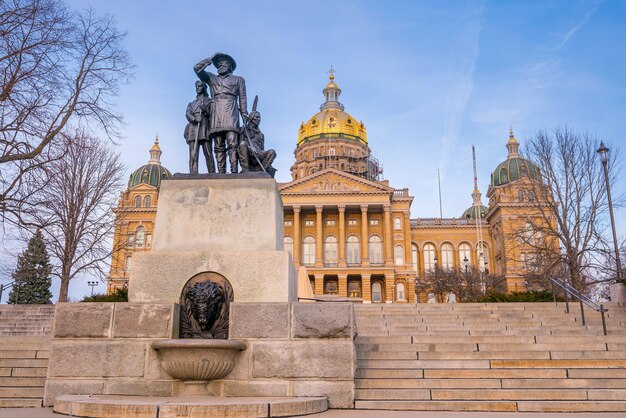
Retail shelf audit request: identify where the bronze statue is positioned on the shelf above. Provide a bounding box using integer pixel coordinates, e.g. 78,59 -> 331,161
240,97 -> 277,177
194,53 -> 248,174
184,81 -> 215,174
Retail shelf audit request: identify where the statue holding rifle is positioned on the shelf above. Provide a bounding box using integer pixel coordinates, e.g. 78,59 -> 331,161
184,80 -> 214,174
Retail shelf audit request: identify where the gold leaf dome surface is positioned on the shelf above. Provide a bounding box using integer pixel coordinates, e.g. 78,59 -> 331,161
297,73 -> 367,146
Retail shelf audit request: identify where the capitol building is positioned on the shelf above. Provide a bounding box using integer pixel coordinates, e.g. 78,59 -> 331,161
107,73 -> 550,303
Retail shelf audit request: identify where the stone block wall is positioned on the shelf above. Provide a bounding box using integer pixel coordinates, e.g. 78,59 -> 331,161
44,301 -> 356,409
43,302 -> 179,406
210,302 -> 356,408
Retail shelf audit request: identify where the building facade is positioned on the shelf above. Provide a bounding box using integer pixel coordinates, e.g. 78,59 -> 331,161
108,74 -> 551,302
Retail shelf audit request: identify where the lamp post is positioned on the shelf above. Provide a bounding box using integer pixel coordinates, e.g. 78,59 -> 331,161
597,142 -> 623,283
87,281 -> 99,296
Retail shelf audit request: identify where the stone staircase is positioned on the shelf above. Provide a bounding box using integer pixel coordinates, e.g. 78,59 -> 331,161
0,305 -> 55,408
354,302 -> 626,412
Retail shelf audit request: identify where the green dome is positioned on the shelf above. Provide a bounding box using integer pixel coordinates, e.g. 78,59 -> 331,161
462,204 -> 488,219
491,157 -> 540,187
127,136 -> 171,188
128,163 -> 171,188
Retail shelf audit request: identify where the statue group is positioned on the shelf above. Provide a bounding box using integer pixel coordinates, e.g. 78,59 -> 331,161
184,52 -> 276,177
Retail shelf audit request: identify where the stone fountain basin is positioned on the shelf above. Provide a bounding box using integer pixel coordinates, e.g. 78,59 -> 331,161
152,339 -> 247,382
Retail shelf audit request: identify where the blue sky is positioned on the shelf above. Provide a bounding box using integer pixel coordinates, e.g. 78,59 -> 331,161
4,0 -> 626,301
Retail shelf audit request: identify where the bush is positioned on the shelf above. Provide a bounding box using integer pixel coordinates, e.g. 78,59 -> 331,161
81,288 -> 128,302
479,290 -> 564,303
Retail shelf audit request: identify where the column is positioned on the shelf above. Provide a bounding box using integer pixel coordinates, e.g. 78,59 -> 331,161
407,277 -> 415,303
362,274 -> 371,303
385,274 -> 394,303
383,205 -> 393,265
404,211 -> 412,269
360,205 -> 369,266
315,205 -> 323,267
314,274 -> 324,296
338,205 -> 346,267
293,206 -> 301,265
338,274 -> 348,298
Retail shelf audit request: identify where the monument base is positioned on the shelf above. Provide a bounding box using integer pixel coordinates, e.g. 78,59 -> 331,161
130,250 -> 296,303
128,176 -> 297,303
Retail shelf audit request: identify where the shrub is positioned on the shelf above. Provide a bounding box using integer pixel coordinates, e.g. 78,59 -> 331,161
81,288 -> 128,302
479,290 -> 564,303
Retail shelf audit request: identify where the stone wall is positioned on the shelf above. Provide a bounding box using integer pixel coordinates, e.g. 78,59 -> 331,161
43,302 -> 179,406
212,302 -> 356,408
44,301 -> 356,409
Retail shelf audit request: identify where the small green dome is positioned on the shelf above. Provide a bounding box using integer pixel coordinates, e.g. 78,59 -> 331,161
491,157 -> 541,187
462,204 -> 488,219
127,135 -> 171,188
128,163 -> 171,188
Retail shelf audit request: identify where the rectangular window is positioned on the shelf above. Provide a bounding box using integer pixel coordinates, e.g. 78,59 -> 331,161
146,234 -> 152,249
304,220 -> 314,227
284,220 -> 293,227
326,220 -> 336,226
348,219 -> 357,226
369,219 -> 380,226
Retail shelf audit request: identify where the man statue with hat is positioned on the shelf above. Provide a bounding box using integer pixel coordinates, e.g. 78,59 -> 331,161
184,80 -> 214,174
194,53 -> 248,174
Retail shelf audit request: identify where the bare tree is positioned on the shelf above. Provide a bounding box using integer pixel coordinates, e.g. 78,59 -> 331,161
30,131 -> 125,302
517,128 -> 622,291
0,0 -> 132,225
416,266 -> 506,302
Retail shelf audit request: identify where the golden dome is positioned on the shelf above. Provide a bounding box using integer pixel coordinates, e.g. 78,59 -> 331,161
297,71 -> 367,146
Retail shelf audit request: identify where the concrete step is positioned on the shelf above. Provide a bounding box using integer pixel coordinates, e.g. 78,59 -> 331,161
355,400 -> 626,412
355,400 -> 519,411
353,303 -> 626,412
0,398 -> 43,407
0,387 -> 44,398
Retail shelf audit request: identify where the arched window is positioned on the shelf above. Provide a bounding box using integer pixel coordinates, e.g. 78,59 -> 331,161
424,243 -> 436,272
284,236 -> 294,257
396,282 -> 406,301
394,245 -> 404,265
126,235 -> 134,248
346,235 -> 360,265
329,148 -> 336,156
324,277 -> 338,294
135,226 -> 145,248
529,191 -> 536,202
302,236 -> 315,266
134,196 -> 142,208
394,217 -> 402,230
368,235 -> 383,265
372,281 -> 383,303
324,236 -> 338,265
348,280 -> 361,298
441,243 -> 453,270
459,243 -> 472,271
411,244 -> 419,273
518,190 -> 525,202
144,196 -> 152,207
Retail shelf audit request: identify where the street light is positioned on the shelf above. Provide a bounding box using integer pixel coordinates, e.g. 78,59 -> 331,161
87,281 -> 99,296
597,142 -> 623,283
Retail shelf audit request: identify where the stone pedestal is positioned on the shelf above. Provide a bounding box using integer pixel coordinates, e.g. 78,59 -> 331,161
128,177 -> 297,303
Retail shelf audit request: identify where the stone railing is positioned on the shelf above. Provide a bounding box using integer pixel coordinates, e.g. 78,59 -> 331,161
411,218 -> 487,227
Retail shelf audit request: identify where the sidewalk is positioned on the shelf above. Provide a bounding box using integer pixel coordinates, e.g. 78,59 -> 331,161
1,408 -> 626,418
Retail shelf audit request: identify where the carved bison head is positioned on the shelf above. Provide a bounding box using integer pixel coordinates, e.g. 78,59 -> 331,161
186,281 -> 225,331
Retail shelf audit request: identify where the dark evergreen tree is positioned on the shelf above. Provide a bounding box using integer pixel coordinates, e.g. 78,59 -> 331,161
8,230 -> 53,304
